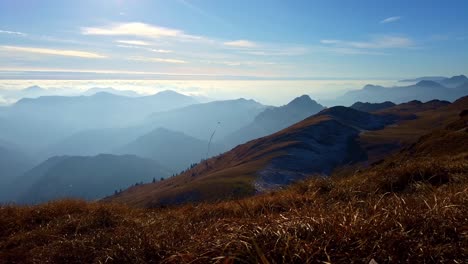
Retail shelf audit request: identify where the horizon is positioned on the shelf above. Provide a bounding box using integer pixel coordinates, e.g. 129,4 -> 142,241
2,1 -> 467,104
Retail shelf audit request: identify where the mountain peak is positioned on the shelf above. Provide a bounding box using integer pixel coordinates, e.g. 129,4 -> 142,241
23,85 -> 44,92
449,74 -> 467,80
287,95 -> 313,106
362,84 -> 384,90
156,90 -> 183,96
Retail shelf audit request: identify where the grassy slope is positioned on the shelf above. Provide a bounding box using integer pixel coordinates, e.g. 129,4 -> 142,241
1,117 -> 467,263
359,98 -> 465,162
107,97 -> 467,207
106,116 -> 331,207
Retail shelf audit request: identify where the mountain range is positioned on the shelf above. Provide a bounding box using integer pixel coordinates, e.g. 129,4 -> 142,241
326,75 -> 468,106
106,95 -> 468,207
14,154 -> 170,204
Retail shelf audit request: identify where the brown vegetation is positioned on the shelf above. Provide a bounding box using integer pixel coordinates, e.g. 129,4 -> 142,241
1,150 -> 467,263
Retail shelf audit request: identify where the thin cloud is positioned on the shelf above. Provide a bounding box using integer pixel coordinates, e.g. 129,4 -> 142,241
82,22 -> 201,40
224,40 -> 257,48
0,45 -> 106,58
0,29 -> 26,36
380,16 -> 401,24
149,49 -> 173,53
320,35 -> 414,55
128,56 -> 187,64
116,40 -> 151,46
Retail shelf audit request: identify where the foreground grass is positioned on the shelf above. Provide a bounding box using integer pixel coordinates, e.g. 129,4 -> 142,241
1,152 -> 467,263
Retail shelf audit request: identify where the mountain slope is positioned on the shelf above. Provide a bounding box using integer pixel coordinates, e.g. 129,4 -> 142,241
106,96 -> 468,207
106,106 -> 396,206
15,154 -> 170,204
225,95 -> 324,147
0,142 -> 34,201
117,128 -> 226,172
1,111 -> 467,263
147,98 -> 267,141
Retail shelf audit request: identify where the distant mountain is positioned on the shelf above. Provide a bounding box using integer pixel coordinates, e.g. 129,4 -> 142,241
399,76 -> 447,83
83,87 -> 141,97
439,75 -> 468,88
117,128 -> 226,172
15,154 -> 170,204
0,86 -> 79,104
0,142 -> 34,201
147,98 -> 267,141
333,77 -> 468,106
399,75 -> 467,88
225,95 -> 325,147
0,90 -> 199,151
350,101 -> 396,112
39,127 -> 145,159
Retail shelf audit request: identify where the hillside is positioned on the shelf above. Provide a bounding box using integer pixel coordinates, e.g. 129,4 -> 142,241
107,96 -> 467,207
106,106 -> 396,206
147,98 -> 267,141
225,95 -> 324,148
1,112 -> 466,263
0,142 -> 34,201
117,127 -> 226,172
13,154 -> 170,204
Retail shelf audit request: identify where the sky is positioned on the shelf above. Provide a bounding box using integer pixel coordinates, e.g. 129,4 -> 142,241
1,0 -> 467,79
0,0 -> 467,104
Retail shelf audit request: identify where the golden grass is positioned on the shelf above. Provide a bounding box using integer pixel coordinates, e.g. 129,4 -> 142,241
1,152 -> 467,263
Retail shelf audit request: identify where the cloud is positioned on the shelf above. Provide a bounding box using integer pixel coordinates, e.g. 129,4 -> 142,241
82,22 -> 201,40
128,56 -> 187,64
0,45 -> 106,58
320,35 -> 414,55
380,16 -> 401,24
149,49 -> 173,53
0,29 -> 26,36
224,40 -> 258,48
116,40 -> 151,46
320,39 -> 341,44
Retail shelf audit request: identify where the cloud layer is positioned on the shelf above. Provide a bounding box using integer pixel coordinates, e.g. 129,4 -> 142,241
0,46 -> 106,58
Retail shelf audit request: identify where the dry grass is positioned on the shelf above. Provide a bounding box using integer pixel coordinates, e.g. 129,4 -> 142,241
1,151 -> 467,263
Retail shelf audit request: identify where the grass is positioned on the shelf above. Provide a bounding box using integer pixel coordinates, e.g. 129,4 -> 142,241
1,151 -> 467,263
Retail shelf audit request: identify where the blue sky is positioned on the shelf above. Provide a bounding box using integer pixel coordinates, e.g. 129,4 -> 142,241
0,0 -> 467,80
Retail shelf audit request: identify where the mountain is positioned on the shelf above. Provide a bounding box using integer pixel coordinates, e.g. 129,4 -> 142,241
83,87 -> 141,97
439,74 -> 468,88
117,128 -> 226,172
225,95 -> 325,147
333,77 -> 468,106
399,76 -> 447,82
0,90 -> 199,151
147,98 -> 267,141
40,127 -> 145,159
399,75 -> 468,88
0,142 -> 34,201
350,101 -> 396,112
106,106 -> 396,206
106,96 -> 468,207
15,154 -> 170,204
